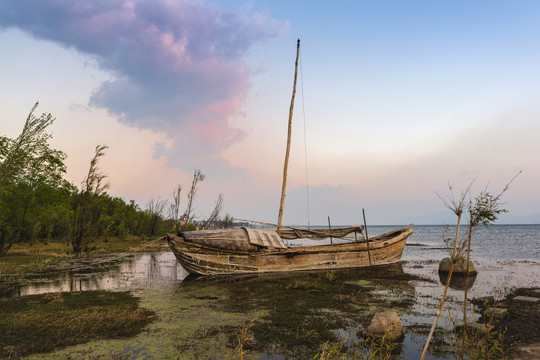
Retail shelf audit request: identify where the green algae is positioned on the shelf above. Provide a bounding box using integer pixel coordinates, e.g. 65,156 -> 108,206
21,284 -> 259,359
344,279 -> 374,287
0,291 -> 153,359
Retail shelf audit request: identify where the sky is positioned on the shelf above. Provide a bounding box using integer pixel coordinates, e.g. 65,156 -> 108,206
1,0 -> 539,225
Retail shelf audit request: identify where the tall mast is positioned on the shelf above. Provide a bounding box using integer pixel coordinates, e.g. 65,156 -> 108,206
277,39 -> 300,234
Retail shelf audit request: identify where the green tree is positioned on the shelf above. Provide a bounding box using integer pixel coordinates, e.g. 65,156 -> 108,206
0,103 -> 67,256
71,145 -> 109,254
124,199 -> 147,236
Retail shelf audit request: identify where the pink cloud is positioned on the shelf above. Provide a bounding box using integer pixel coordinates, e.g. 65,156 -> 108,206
194,98 -> 245,143
0,0 -> 285,176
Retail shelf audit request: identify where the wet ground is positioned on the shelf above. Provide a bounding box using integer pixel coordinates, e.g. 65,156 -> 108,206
5,244 -> 539,359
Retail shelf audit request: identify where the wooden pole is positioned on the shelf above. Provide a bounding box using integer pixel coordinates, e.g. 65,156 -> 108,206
277,39 -> 300,235
362,208 -> 372,266
328,216 -> 333,245
421,212 -> 462,360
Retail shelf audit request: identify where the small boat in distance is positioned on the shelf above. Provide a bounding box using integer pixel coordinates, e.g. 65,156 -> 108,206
166,40 -> 413,275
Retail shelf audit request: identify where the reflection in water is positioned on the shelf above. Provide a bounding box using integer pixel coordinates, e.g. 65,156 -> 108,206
13,252 -> 189,297
438,272 -> 477,291
180,262 -> 413,289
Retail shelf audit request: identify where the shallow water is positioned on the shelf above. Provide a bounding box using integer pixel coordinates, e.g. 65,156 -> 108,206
10,225 -> 540,359
10,252 -> 189,297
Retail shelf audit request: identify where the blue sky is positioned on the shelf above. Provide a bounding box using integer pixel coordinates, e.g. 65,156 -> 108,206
1,0 -> 539,225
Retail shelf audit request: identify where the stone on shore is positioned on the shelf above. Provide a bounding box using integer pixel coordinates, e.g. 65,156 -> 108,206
363,311 -> 403,340
513,296 -> 539,303
439,271 -> 477,290
438,256 -> 477,275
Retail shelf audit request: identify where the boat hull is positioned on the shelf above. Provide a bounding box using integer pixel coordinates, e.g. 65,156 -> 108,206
168,226 -> 413,276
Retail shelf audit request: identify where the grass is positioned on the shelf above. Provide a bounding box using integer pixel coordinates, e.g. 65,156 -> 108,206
0,236 -> 165,276
208,264 -> 419,358
225,272 -> 357,350
0,290 -> 154,359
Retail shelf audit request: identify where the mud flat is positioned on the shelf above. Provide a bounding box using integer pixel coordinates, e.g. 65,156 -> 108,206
473,287 -> 540,360
1,250 -> 538,359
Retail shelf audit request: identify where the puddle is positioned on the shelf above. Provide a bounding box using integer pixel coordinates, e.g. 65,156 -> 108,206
9,252 -> 189,297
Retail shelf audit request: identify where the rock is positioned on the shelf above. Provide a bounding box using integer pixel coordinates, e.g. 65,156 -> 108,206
513,296 -> 540,303
438,256 -> 477,275
439,271 -> 477,290
363,311 -> 403,340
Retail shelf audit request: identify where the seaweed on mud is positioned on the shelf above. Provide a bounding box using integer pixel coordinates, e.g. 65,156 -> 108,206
179,264 -> 425,357
0,291 -> 155,359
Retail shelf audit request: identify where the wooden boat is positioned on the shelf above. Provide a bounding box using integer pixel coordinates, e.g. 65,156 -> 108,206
166,40 -> 413,275
165,225 -> 412,276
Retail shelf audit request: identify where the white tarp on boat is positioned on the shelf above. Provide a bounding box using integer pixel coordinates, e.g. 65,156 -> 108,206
243,228 -> 287,249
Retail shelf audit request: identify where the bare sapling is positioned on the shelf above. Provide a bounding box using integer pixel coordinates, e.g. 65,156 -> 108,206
202,193 -> 224,230
421,181 -> 472,359
168,184 -> 182,234
181,169 -> 205,230
422,172 -> 520,359
461,172 -> 520,340
147,196 -> 167,236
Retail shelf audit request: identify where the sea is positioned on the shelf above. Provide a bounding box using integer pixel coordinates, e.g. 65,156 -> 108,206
285,223 -> 540,261
373,224 -> 540,262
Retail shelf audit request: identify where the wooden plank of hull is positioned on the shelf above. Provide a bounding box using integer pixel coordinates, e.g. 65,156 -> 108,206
169,227 -> 413,276
171,245 -> 259,275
